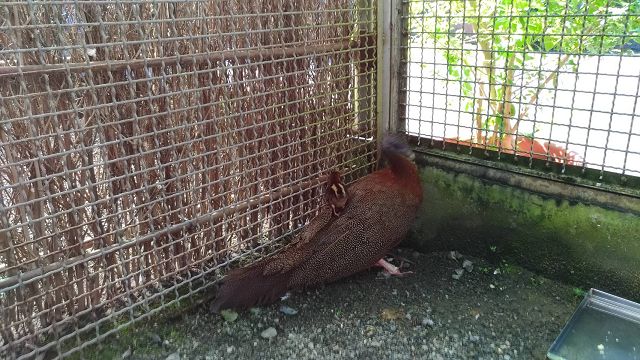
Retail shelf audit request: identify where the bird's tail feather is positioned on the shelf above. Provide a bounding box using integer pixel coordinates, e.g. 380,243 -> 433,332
210,260 -> 290,313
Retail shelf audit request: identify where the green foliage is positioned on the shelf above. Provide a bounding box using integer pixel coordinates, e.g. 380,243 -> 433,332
573,287 -> 588,298
409,0 -> 639,148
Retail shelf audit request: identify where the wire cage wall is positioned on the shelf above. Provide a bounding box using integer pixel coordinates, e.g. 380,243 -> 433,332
399,0 -> 640,187
0,1 -> 377,358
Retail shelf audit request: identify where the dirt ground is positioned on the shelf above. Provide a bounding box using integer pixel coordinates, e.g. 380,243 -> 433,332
80,249 -> 581,360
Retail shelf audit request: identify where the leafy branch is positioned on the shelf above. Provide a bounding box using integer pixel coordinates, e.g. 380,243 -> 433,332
410,0 -> 639,159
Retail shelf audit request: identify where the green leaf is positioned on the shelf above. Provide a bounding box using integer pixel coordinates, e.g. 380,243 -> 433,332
573,287 -> 587,298
462,82 -> 474,96
448,66 -> 461,78
567,58 -> 579,72
220,309 -> 238,322
464,100 -> 474,113
544,36 -> 556,52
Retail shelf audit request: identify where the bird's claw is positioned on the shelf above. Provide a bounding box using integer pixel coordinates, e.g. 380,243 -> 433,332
375,258 -> 413,277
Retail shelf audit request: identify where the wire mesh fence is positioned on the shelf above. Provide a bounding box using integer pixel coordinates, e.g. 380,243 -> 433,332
0,1 -> 377,358
400,0 -> 640,183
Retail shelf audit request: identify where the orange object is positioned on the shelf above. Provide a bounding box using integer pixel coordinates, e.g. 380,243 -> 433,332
445,137 -> 581,165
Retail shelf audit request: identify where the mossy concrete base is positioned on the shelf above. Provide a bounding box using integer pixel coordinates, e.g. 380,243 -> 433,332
405,161 -> 640,301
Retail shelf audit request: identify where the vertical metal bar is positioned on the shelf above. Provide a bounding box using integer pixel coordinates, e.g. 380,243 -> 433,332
357,0 -> 373,140
390,0 -> 407,135
377,0 -> 392,154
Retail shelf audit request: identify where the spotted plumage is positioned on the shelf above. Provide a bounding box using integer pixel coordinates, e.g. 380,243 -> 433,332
210,135 -> 423,312
262,170 -> 348,276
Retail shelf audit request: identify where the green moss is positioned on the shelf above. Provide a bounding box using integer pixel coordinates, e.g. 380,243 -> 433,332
56,286 -> 213,359
407,166 -> 640,301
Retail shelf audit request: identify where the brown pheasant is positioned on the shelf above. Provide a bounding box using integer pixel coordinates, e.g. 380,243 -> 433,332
210,135 -> 423,312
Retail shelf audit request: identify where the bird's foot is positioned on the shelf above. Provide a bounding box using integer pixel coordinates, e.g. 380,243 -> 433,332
389,252 -> 414,267
375,258 -> 413,277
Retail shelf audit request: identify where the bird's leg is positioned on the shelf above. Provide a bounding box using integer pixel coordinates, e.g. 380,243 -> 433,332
375,258 -> 413,277
388,252 -> 414,269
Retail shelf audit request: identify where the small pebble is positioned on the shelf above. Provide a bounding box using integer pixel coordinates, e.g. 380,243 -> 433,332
249,308 -> 261,316
149,333 -> 162,345
166,352 -> 180,360
469,335 -> 480,342
422,318 -> 435,327
220,309 -> 238,323
226,346 -> 234,354
462,260 -> 474,272
261,327 -> 278,339
280,305 -> 299,316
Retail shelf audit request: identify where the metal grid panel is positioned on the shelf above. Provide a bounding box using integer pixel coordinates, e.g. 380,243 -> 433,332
0,1 -> 377,358
400,0 -> 640,180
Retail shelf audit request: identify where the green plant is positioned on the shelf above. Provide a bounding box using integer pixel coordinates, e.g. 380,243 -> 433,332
573,287 -> 588,298
335,308 -> 343,318
410,0 -> 639,150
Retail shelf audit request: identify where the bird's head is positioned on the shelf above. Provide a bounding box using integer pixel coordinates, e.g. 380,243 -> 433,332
382,134 -> 415,161
326,171 -> 349,215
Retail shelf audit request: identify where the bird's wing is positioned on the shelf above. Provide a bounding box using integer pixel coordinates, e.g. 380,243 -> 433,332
300,178 -> 398,262
262,204 -> 336,276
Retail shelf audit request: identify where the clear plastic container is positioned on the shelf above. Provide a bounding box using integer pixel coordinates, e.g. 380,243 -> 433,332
547,289 -> 640,360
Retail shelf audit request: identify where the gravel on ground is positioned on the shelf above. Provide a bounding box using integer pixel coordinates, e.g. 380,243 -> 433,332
83,249 -> 581,360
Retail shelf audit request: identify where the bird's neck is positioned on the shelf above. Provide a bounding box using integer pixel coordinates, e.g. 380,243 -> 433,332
385,154 -> 422,200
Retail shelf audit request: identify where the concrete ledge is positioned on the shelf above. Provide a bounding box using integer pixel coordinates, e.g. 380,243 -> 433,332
406,151 -> 640,301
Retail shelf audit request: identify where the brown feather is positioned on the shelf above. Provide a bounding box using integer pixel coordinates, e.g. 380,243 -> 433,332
210,260 -> 290,312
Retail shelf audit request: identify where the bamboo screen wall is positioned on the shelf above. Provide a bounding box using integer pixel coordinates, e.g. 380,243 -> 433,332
0,1 -> 377,358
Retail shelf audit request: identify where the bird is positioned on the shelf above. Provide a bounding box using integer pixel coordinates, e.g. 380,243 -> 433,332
210,135 -> 423,312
